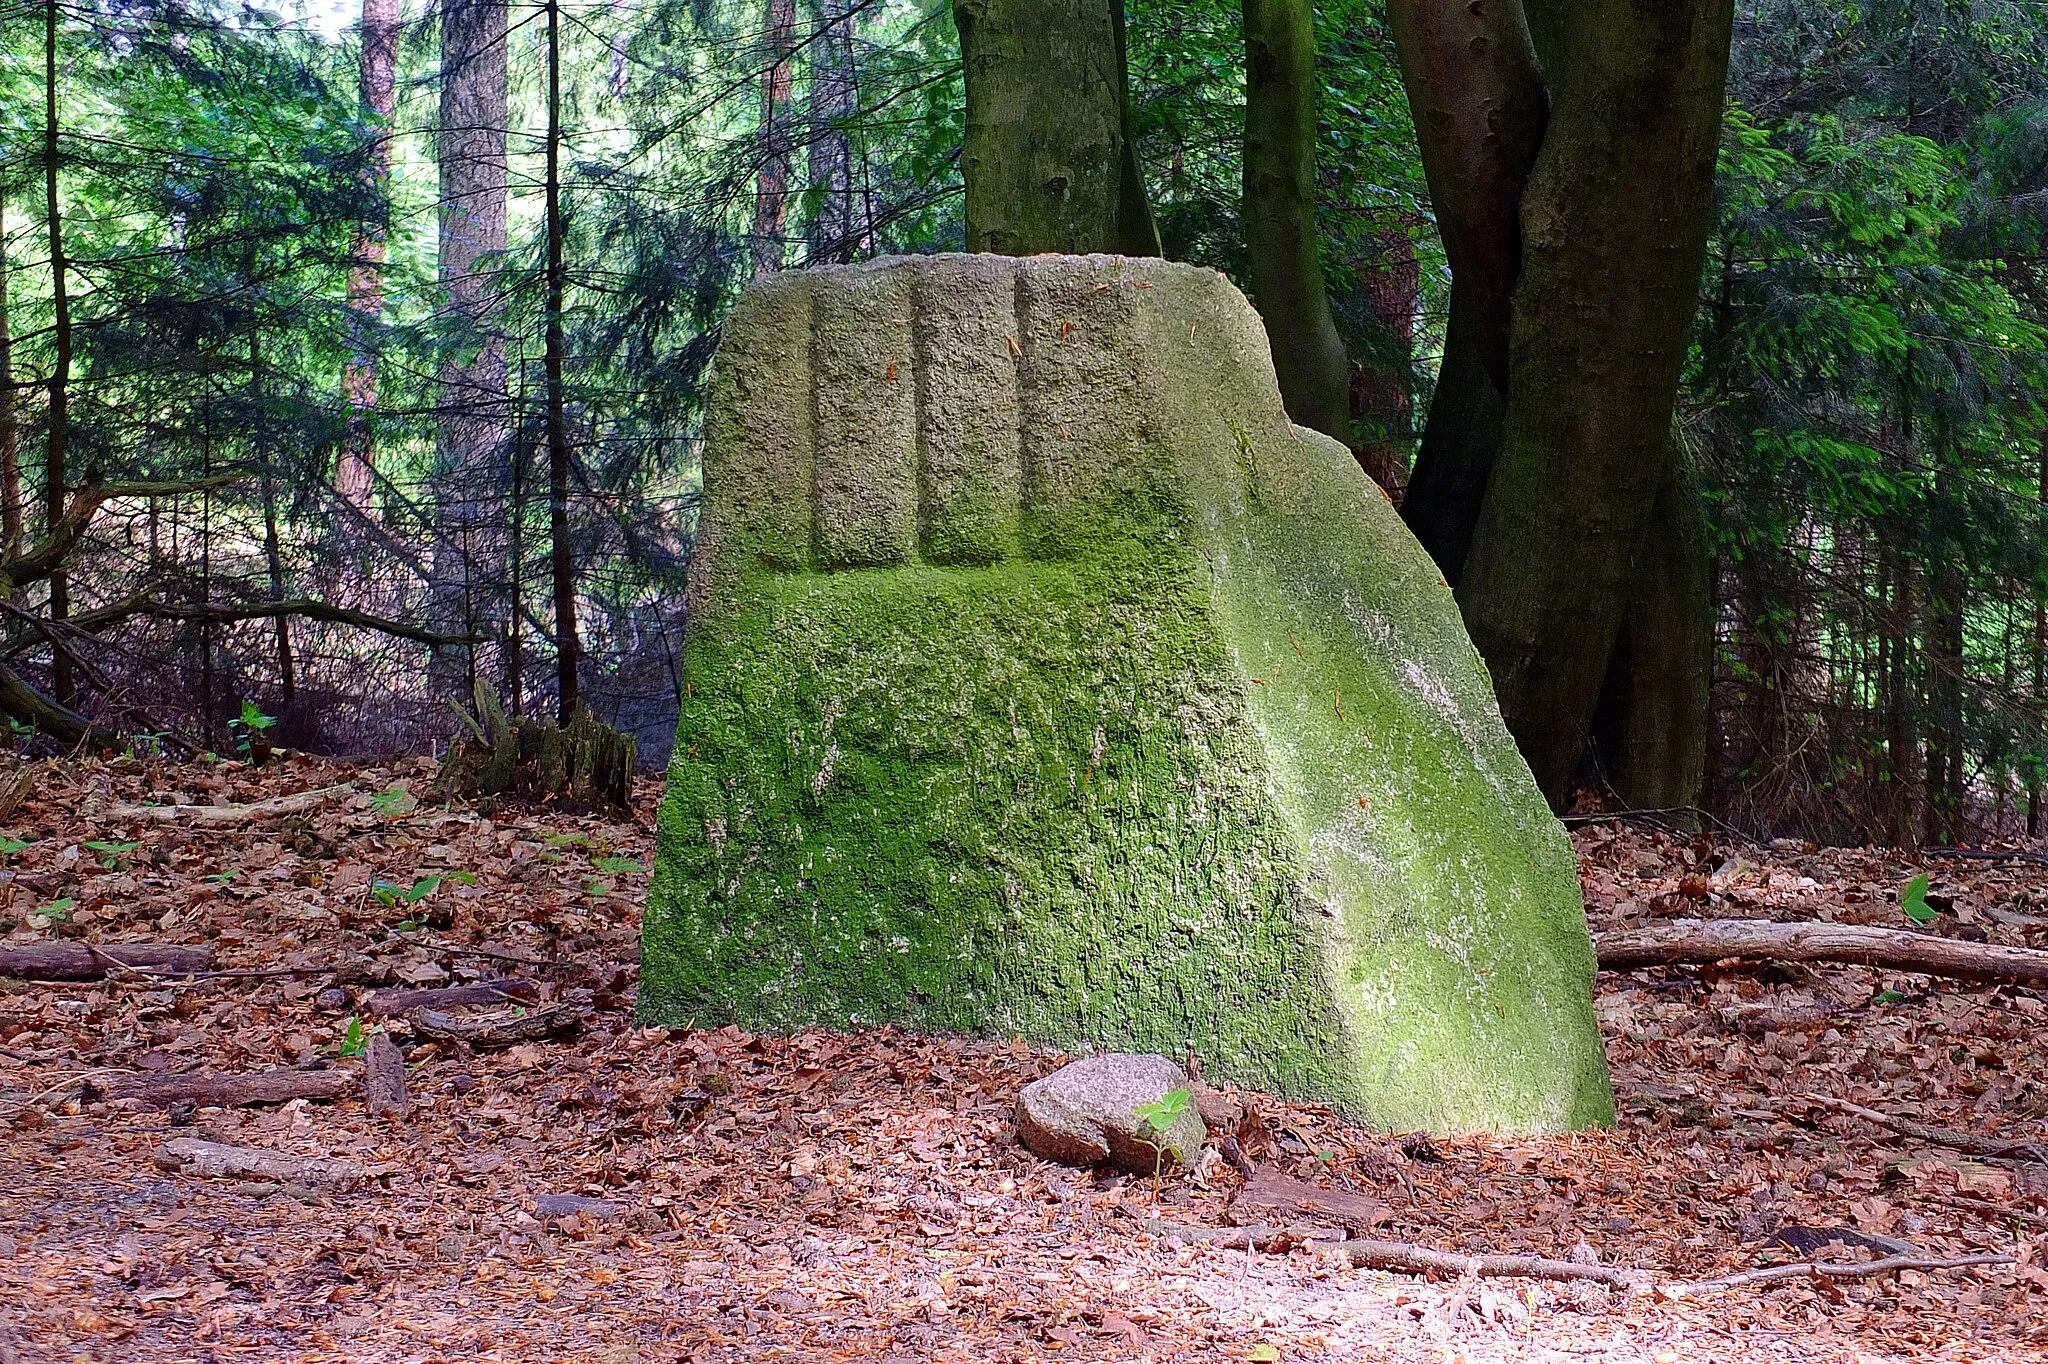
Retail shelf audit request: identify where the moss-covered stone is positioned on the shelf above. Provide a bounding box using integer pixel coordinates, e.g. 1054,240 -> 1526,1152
643,253 -> 1613,1133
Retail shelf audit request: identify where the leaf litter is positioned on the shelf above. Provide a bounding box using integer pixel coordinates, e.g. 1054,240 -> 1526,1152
0,758 -> 2044,1362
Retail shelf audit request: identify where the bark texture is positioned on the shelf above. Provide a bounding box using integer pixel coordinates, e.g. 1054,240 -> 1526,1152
806,0 -> 869,263
1455,0 -> 1734,804
1386,0 -> 1546,581
752,0 -> 798,276
1591,447 -> 1713,808
432,0 -> 511,694
1242,0 -> 1350,442
954,0 -> 1158,256
337,0 -> 399,512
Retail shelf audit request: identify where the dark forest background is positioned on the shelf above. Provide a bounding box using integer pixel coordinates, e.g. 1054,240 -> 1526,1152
0,0 -> 2043,847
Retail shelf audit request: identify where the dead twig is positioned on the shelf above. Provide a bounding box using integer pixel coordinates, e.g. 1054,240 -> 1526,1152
404,1003 -> 580,1047
1595,918 -> 2048,987
1798,1092 -> 2048,1164
1672,1253 -> 2015,1296
105,783 -> 356,827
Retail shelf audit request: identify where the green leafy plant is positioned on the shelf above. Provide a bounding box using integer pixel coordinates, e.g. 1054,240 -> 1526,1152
1900,872 -> 1937,925
591,854 -> 644,875
337,1015 -> 367,1058
0,836 -> 33,859
227,699 -> 277,762
206,867 -> 240,886
40,897 -> 75,922
84,838 -> 142,869
1131,1086 -> 1194,1196
370,786 -> 415,815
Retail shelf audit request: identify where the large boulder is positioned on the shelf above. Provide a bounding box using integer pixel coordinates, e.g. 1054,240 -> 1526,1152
641,253 -> 1612,1133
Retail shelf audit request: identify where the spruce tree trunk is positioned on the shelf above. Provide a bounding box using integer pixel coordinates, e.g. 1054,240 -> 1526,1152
752,0 -> 798,276
544,0 -> 581,721
338,0 -> 399,512
42,1 -> 72,706
1453,0 -> 1734,804
806,0 -> 864,263
0,183 -> 20,557
1590,445 -> 1712,809
954,0 -> 1158,256
432,0 -> 511,699
1241,0 -> 1349,443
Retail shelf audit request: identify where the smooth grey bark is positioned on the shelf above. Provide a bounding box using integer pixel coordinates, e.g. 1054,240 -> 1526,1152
1386,0 -> 1546,582
954,0 -> 1158,256
432,0 -> 511,697
1242,0 -> 1349,442
1591,446 -> 1712,809
1454,0 -> 1734,803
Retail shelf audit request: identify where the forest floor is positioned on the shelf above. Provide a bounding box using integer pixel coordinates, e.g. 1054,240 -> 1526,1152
1,756 -> 2046,1363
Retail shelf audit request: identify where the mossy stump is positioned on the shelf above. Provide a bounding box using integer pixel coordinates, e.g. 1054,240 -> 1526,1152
642,253 -> 1613,1133
440,682 -> 635,809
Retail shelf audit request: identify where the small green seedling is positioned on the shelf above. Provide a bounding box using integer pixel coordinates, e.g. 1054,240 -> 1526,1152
40,897 -> 74,922
591,855 -> 644,875
371,870 -> 477,909
1900,871 -> 1936,925
206,867 -> 240,886
0,836 -> 33,859
585,880 -> 613,897
370,786 -> 415,815
1132,1086 -> 1194,1196
1874,988 -> 1908,1005
227,699 -> 277,762
84,839 -> 142,869
338,1015 -> 367,1058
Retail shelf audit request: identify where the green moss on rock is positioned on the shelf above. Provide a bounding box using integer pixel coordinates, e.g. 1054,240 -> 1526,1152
643,253 -> 1613,1133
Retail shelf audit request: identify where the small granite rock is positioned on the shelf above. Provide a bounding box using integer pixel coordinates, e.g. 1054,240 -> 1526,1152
534,1193 -> 623,1221
1015,1054 -> 1207,1175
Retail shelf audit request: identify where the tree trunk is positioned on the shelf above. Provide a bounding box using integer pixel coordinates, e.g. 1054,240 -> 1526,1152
433,0 -> 511,698
752,0 -> 798,276
1385,0 -> 1545,581
2031,435 -> 2045,837
42,1 -> 73,707
545,0 -> 581,721
1241,0 -> 1349,443
1347,219 -> 1421,498
338,0 -> 399,512
253,332 -> 297,712
0,182 -> 21,557
1453,0 -> 1734,805
807,0 -> 866,263
954,0 -> 1158,256
1590,444 -> 1713,809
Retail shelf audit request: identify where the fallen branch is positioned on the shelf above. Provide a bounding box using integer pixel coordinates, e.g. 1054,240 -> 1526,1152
1798,1093 -> 2048,1164
404,1003 -> 580,1047
1143,1220 -> 2012,1297
0,941 -> 211,980
68,597 -> 479,649
1673,1253 -> 2015,1296
1595,918 -> 2048,987
152,1138 -> 369,1189
362,979 -> 538,1016
106,783 -> 355,826
93,1068 -> 354,1108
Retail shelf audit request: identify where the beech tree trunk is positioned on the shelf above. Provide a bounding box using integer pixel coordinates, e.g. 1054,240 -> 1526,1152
432,0 -> 511,698
752,0 -> 798,276
1590,445 -> 1713,808
337,0 -> 400,512
954,0 -> 1158,256
1241,0 -> 1349,442
1453,0 -> 1734,804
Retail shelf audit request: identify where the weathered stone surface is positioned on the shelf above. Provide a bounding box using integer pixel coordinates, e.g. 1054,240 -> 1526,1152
642,253 -> 1613,1133
1015,1054 -> 1207,1173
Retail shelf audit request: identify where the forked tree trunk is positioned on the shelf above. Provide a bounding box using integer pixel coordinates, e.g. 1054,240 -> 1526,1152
1453,0 -> 1734,803
954,0 -> 1158,256
338,0 -> 399,512
1241,0 -> 1349,443
432,0 -> 511,699
752,0 -> 798,276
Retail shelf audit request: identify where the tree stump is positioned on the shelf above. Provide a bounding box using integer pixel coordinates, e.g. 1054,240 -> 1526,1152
438,682 -> 635,809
